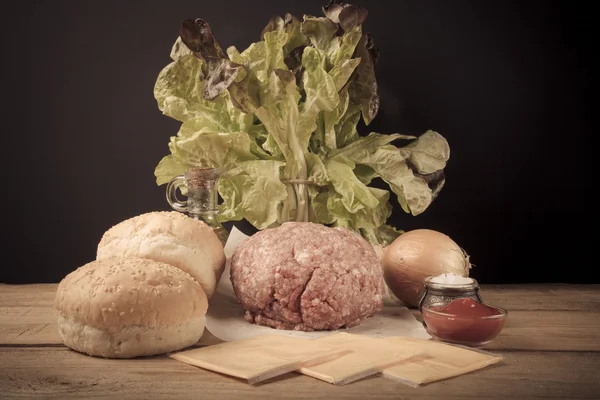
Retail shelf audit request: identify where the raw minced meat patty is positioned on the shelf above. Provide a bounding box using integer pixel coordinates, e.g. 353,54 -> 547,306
230,222 -> 385,331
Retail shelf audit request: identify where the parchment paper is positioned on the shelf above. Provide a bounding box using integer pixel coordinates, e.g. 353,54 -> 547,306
205,226 -> 430,342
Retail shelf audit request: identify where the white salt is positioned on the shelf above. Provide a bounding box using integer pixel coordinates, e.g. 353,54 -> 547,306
430,273 -> 473,284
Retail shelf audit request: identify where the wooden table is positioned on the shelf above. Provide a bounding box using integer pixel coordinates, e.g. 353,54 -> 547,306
1,284 -> 599,399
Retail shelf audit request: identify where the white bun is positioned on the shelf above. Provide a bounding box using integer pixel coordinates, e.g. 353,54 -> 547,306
96,211 -> 226,299
54,257 -> 208,358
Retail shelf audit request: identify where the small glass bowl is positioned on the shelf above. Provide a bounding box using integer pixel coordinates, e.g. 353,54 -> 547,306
421,302 -> 508,347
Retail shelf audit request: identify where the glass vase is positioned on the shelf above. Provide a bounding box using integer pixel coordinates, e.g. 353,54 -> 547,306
166,167 -> 229,246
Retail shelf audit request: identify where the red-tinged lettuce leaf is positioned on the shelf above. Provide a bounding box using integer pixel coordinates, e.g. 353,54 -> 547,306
322,1 -> 368,32
261,13 -> 308,54
153,6 -> 452,243
284,45 -> 307,84
180,18 -> 226,60
363,31 -> 380,66
260,12 -> 308,85
228,73 -> 260,114
203,58 -> 245,100
179,18 -> 253,103
349,32 -> 379,125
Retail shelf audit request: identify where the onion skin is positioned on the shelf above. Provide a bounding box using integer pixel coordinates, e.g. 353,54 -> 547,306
381,229 -> 471,308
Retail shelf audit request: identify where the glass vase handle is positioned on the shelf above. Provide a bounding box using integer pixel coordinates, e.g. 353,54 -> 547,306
166,175 -> 188,212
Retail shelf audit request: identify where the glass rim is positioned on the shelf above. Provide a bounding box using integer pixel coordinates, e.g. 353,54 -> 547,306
423,275 -> 479,290
422,303 -> 508,319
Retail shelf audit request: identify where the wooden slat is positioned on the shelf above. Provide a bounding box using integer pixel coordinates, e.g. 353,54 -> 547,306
484,310 -> 600,351
0,305 -> 220,347
2,305 -> 599,352
0,284 -> 59,346
479,284 -> 600,312
2,284 -> 600,351
3,283 -> 600,312
0,347 -> 598,399
0,284 -> 57,306
0,306 -> 58,345
1,284 -> 599,398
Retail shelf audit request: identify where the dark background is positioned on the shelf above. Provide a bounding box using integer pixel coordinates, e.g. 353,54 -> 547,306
3,0 -> 591,284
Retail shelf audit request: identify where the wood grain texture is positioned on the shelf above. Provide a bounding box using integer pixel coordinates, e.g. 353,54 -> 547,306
1,284 -> 600,351
1,347 -> 599,399
478,284 -> 600,312
1,283 -> 599,399
2,306 -> 599,351
4,283 -> 599,310
484,311 -> 600,351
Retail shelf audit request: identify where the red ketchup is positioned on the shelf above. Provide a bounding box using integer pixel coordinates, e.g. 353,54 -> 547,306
422,298 -> 507,346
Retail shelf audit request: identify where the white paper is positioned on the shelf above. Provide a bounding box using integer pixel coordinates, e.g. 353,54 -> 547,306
205,226 -> 431,342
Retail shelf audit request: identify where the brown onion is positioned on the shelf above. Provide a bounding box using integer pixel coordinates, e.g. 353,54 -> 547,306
381,229 -> 472,308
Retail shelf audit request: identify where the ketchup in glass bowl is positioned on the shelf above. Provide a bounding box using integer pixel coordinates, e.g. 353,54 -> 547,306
422,297 -> 508,347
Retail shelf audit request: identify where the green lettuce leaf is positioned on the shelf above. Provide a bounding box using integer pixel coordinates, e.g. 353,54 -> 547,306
153,5 -> 452,244
312,186 -> 391,230
248,123 -> 268,144
323,85 -> 350,149
228,42 -> 266,72
154,154 -> 188,186
255,47 -> 339,178
154,52 -> 253,129
300,16 -> 340,61
154,55 -> 206,121
334,104 -> 361,147
264,30 -> 289,71
300,47 -> 339,147
254,73 -> 302,179
332,131 -> 449,215
170,37 -> 193,60
399,130 -> 450,174
331,25 -> 362,66
261,13 -> 308,56
332,131 -> 415,162
169,130 -> 257,170
305,152 -> 329,186
361,224 -> 404,246
260,69 -> 296,106
329,58 -> 361,92
353,164 -> 377,184
218,160 -> 288,229
325,156 -> 379,213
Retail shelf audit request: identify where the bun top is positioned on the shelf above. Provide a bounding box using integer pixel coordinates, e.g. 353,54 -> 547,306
54,256 -> 208,329
96,211 -> 226,298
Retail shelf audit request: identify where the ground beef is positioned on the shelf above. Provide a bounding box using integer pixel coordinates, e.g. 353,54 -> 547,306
230,222 -> 385,331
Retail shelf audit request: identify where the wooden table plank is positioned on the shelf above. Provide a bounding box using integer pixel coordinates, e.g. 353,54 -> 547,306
0,347 -> 598,399
0,305 -> 220,347
2,284 -> 600,351
485,310 -> 600,351
478,284 -> 600,312
1,284 -> 599,399
2,305 -> 599,352
0,284 -> 57,307
3,283 -> 600,311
